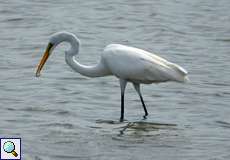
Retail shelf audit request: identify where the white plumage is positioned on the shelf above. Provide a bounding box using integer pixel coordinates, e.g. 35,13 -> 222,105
102,44 -> 188,83
36,31 -> 188,121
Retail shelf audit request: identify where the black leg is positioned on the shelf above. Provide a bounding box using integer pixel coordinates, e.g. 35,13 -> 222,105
140,95 -> 148,117
133,83 -> 149,118
120,93 -> 124,122
119,79 -> 127,122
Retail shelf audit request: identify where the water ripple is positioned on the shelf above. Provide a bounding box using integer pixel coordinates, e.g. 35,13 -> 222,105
216,121 -> 230,129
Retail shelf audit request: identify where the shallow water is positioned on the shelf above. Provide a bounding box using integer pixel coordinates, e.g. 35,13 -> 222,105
0,0 -> 230,159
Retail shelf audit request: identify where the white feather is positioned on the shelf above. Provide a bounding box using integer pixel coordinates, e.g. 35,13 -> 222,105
102,44 -> 188,83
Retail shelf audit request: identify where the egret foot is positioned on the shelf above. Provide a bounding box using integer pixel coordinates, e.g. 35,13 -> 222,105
143,115 -> 147,119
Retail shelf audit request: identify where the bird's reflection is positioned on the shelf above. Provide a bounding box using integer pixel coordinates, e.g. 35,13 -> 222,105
95,119 -> 177,136
118,121 -> 177,136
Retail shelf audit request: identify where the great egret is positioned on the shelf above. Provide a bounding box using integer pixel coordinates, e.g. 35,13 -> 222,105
35,31 -> 188,121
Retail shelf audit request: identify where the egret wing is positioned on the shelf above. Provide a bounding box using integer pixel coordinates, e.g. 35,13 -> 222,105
103,44 -> 175,83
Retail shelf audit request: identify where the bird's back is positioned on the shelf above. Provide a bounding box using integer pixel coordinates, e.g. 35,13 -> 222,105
102,44 -> 188,83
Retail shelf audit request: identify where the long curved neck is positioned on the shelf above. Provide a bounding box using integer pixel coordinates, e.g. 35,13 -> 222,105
59,33 -> 111,77
65,55 -> 110,78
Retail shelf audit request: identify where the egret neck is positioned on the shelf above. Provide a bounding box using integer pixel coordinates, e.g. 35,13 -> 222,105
36,32 -> 111,77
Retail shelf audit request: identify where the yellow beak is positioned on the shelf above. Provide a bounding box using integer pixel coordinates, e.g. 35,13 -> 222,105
35,43 -> 53,77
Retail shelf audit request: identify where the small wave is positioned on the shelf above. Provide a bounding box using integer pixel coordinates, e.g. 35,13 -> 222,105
21,106 -> 53,113
4,18 -> 24,22
39,122 -> 74,129
215,38 -> 230,42
59,77 -> 88,80
203,82 -> 230,87
52,154 -> 91,159
96,119 -> 122,124
21,107 -> 71,116
55,110 -> 70,115
54,140 -> 74,144
34,156 -> 44,160
216,121 -> 230,129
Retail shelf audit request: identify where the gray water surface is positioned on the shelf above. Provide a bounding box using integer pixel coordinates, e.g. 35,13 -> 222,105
1,0 -> 230,159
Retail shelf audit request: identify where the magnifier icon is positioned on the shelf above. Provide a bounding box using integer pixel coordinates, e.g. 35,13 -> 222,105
3,141 -> 18,157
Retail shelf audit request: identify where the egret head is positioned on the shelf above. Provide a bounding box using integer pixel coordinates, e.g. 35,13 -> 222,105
35,31 -> 79,77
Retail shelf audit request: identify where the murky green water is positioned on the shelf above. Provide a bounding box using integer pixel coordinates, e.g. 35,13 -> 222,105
0,0 -> 230,159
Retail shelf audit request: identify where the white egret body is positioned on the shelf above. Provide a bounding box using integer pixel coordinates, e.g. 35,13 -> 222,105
36,31 -> 188,121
